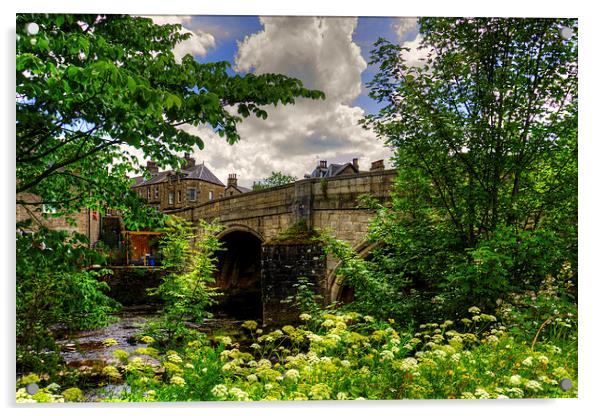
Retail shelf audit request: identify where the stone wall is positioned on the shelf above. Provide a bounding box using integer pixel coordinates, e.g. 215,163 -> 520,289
16,193 -> 101,246
261,243 -> 326,326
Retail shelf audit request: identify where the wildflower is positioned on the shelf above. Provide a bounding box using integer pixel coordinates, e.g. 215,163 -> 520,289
256,329 -> 263,335
451,353 -> 461,363
264,383 -> 274,390
337,392 -> 348,400
506,387 -> 524,398
461,392 -> 476,399
170,375 -> 186,386
355,397 -> 366,400
291,392 -> 308,400
309,383 -> 332,400
509,374 -> 522,386
167,352 -> 182,363
229,387 -> 250,401
496,394 -> 510,399
340,360 -> 351,368
486,335 -> 499,345
215,336 -> 232,346
284,369 -> 300,381
211,384 -> 228,399
525,380 -> 543,392
475,388 -> 490,399
522,356 -> 534,367
468,306 -> 481,314
537,355 -> 549,365
246,374 -> 258,383
102,338 -> 118,348
139,335 -> 155,344
101,365 -> 121,380
242,320 -> 258,331
321,319 -> 335,328
380,350 -> 394,361
299,313 -> 312,321
62,387 -> 84,402
250,343 -> 261,350
185,363 -> 194,369
363,315 -> 375,323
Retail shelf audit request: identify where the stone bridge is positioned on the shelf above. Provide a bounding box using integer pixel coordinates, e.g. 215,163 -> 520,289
168,169 -> 397,324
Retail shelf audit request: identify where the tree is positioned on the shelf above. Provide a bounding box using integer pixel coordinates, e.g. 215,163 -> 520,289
360,18 -> 577,316
16,14 -> 324,219
252,171 -> 298,190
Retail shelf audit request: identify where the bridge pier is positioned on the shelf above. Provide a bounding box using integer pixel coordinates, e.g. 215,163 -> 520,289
261,242 -> 326,326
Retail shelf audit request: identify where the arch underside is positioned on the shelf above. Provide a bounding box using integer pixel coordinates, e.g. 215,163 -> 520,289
212,225 -> 264,320
328,241 -> 380,303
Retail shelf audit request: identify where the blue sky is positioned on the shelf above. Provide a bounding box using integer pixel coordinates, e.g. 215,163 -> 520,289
148,15 -> 423,186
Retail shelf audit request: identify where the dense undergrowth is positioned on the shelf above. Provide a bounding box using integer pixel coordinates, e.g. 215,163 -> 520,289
16,264 -> 577,402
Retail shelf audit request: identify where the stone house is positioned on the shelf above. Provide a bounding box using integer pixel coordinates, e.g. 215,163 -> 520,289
224,174 -> 251,196
131,153 -> 226,211
307,158 -> 385,179
16,192 -> 101,247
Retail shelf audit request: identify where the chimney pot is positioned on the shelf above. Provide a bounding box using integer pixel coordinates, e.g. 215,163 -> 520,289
352,158 -> 359,170
184,153 -> 195,169
370,159 -> 385,171
227,173 -> 238,187
146,160 -> 159,174
319,160 -> 327,169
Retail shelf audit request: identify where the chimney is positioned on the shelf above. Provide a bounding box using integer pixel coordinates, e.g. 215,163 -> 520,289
227,173 -> 238,187
184,152 -> 195,169
319,160 -> 327,169
146,160 -> 159,174
352,158 -> 359,170
370,159 -> 384,171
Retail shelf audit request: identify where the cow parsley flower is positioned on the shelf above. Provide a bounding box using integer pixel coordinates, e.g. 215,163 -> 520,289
211,384 -> 228,399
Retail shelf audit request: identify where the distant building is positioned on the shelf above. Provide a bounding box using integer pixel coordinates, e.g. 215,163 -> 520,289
131,153 -> 225,211
224,174 -> 251,196
308,158 -> 360,178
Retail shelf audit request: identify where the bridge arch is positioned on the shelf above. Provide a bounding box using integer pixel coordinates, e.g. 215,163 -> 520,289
327,241 -> 381,303
213,224 -> 264,319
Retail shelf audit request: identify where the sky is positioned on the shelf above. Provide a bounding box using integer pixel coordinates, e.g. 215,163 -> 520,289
145,15 -> 425,187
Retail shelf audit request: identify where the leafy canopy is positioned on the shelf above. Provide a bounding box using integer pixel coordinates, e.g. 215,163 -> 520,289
252,171 -> 298,190
16,14 -> 324,221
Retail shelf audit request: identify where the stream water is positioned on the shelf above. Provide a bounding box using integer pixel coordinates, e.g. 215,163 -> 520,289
55,305 -> 246,400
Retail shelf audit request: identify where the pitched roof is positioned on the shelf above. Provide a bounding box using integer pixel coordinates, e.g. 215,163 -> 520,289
226,184 -> 251,194
309,162 -> 358,178
131,163 -> 225,188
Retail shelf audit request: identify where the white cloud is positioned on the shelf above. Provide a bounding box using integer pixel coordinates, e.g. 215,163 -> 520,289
184,16 -> 393,187
393,17 -> 418,41
147,15 -> 216,62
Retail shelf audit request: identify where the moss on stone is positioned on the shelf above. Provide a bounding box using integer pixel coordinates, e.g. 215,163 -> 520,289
264,220 -> 320,246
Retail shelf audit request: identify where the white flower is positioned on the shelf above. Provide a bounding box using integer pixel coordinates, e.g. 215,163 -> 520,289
538,355 -> 549,365
340,360 -> 351,368
246,374 -> 258,382
229,387 -> 250,401
170,375 -> 186,386
475,388 -> 490,399
284,369 -> 300,381
211,384 -> 228,399
336,392 -> 348,400
525,380 -> 543,391
299,313 -> 312,321
522,356 -> 534,367
380,350 -> 395,361
509,374 -> 522,386
468,306 -> 481,314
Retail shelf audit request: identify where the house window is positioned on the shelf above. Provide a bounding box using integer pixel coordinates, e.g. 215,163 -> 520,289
168,192 -> 174,205
208,190 -> 214,201
147,187 -> 151,198
177,190 -> 181,203
154,187 -> 159,199
187,188 -> 197,201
